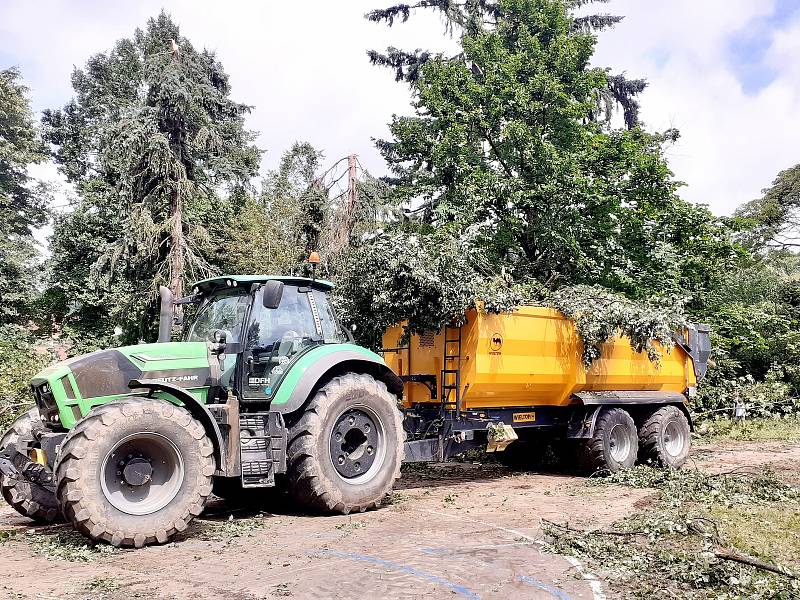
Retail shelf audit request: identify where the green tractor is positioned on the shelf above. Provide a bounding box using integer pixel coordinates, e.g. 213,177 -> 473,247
0,275 -> 405,547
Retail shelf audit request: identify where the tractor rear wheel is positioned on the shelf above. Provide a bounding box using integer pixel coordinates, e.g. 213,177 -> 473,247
638,405 -> 691,468
578,407 -> 638,474
286,373 -> 403,514
0,407 -> 61,523
54,397 -> 214,547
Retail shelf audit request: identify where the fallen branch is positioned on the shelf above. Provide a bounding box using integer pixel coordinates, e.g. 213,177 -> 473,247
714,547 -> 797,579
541,518 -> 646,537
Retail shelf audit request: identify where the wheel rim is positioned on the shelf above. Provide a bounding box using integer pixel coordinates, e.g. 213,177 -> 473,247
608,423 -> 631,463
328,404 -> 386,485
100,432 -> 184,516
663,420 -> 687,457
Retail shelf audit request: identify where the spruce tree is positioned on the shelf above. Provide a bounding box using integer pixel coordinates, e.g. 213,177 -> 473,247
43,13 -> 260,346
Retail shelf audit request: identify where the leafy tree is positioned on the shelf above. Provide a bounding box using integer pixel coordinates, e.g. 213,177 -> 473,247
366,0 -> 645,128
341,0 -> 736,361
221,143 -> 322,276
371,0 -> 735,294
42,13 -> 260,347
734,164 -> 800,252
0,68 -> 49,326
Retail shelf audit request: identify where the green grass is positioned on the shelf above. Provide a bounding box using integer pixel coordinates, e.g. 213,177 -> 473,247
696,416 -> 800,443
705,503 -> 800,569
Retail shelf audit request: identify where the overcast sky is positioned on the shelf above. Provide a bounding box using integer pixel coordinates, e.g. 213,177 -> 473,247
2,0 -> 799,221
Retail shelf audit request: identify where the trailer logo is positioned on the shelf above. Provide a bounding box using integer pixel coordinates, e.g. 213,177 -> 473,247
489,333 -> 503,354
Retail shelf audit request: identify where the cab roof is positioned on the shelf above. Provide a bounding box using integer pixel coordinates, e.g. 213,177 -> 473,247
191,275 -> 334,294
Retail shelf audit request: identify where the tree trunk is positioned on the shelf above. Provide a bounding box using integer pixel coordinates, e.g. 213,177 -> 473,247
169,185 -> 184,300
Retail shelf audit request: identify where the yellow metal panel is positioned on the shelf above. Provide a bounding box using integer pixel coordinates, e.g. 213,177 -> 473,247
381,306 -> 697,409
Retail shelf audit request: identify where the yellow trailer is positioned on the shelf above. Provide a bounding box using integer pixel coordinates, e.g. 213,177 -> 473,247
385,307 -> 710,472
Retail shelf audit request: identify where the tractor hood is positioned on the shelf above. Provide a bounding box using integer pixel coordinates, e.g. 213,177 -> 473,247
31,342 -> 214,429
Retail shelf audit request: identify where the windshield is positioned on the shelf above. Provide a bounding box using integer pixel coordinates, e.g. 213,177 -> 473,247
186,290 -> 249,343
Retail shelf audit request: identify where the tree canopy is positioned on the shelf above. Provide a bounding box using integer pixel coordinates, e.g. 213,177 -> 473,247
337,0 -> 737,361
0,67 -> 49,326
42,12 -> 260,347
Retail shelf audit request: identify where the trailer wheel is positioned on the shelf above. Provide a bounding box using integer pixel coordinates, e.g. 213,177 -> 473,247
579,407 -> 638,473
54,398 -> 214,547
638,406 -> 691,468
0,407 -> 61,523
286,373 -> 403,514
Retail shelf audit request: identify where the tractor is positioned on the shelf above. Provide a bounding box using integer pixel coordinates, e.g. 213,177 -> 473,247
0,273 -> 404,547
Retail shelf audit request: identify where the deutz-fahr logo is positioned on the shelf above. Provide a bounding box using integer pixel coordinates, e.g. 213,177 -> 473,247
152,375 -> 199,384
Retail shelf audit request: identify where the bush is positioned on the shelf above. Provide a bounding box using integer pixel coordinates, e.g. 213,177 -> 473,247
0,325 -> 53,430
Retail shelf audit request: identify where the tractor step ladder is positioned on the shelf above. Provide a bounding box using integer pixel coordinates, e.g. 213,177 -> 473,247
441,323 -> 462,414
239,412 -> 287,488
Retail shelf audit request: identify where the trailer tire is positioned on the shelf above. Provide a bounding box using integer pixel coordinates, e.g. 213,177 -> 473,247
286,373 -> 403,514
0,407 -> 61,523
579,407 -> 638,474
638,405 -> 691,468
54,397 -> 214,547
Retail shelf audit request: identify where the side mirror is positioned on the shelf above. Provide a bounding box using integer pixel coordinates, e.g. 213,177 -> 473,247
262,280 -> 284,309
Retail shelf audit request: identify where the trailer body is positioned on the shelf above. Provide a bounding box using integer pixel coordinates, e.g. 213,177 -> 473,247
383,307 -> 706,410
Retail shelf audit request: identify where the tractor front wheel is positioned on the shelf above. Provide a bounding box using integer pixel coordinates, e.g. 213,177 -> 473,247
286,373 -> 403,514
54,397 -> 214,547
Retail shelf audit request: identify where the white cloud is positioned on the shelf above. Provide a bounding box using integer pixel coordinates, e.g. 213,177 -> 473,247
593,0 -> 800,214
2,0 -> 798,220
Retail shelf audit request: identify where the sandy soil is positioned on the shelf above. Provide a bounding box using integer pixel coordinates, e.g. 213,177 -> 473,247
0,439 -> 796,600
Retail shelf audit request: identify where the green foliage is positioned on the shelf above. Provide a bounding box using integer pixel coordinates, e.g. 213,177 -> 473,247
0,327 -> 52,430
543,467 -> 800,598
344,0 -> 732,366
336,231 -> 686,367
546,285 -> 685,366
734,164 -> 800,251
42,12 -> 260,348
0,68 -> 50,327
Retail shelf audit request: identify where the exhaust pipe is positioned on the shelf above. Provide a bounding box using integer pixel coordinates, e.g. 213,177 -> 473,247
158,285 -> 174,343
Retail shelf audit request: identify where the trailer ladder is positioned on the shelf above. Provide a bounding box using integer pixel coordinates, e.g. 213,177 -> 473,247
441,323 -> 462,414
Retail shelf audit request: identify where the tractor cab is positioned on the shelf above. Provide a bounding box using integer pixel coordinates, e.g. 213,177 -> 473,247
174,275 -> 350,403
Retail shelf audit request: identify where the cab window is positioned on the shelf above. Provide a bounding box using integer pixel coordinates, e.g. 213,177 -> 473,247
186,289 -> 248,343
313,290 -> 348,343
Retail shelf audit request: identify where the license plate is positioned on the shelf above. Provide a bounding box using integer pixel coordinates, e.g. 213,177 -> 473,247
513,412 -> 536,423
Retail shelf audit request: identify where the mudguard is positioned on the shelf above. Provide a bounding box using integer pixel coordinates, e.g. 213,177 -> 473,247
129,379 -> 226,471
268,346 -> 403,415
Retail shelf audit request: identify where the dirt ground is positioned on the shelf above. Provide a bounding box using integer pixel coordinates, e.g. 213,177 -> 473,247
0,439 -> 797,600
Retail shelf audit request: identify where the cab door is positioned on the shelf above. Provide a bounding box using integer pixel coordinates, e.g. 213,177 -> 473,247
238,285 -> 322,403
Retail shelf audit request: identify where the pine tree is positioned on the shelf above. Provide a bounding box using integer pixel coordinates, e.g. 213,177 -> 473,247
42,13 -> 261,346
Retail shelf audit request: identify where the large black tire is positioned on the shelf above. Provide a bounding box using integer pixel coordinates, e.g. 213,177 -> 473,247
638,405 -> 691,468
578,407 -> 638,474
54,398 -> 215,547
286,373 -> 403,514
0,407 -> 61,523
